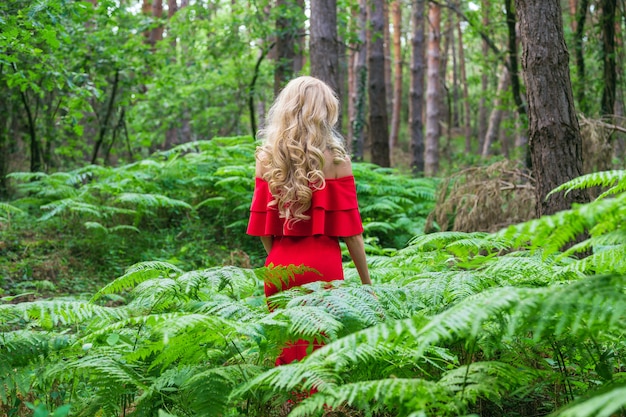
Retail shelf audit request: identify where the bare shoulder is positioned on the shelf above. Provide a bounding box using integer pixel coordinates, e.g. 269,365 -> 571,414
324,152 -> 353,179
255,150 -> 270,178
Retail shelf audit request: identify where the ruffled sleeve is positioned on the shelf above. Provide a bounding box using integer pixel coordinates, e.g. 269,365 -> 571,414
247,176 -> 364,237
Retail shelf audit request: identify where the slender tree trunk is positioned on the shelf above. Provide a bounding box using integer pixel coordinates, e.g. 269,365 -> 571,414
457,13 -> 472,153
568,0 -> 577,33
368,0 -> 390,167
152,0 -> 164,44
142,0 -> 153,46
482,67 -> 510,157
478,0 -> 490,152
12,64 -> 41,172
351,0 -> 367,161
449,11 -> 460,129
573,0 -> 589,113
384,1 -> 393,120
294,0 -> 305,74
274,0 -> 298,95
600,0 -> 616,116
409,0 -> 426,175
425,3 -> 441,176
389,0 -> 402,152
505,0 -> 526,118
516,0 -> 589,217
92,69 -> 119,164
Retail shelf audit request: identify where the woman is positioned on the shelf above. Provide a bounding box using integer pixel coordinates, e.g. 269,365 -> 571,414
247,76 -> 371,364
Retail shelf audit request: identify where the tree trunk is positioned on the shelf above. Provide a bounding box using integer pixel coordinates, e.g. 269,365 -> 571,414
274,0 -> 298,95
568,0 -> 577,33
368,0 -> 390,167
151,0 -> 164,44
351,0 -> 367,161
310,0 -> 341,127
389,0 -> 402,153
478,0 -> 490,152
384,1 -> 393,121
449,11 -> 460,129
573,0 -> 589,113
457,12 -> 472,154
600,0 -> 616,116
482,67 -> 510,157
294,0 -> 305,74
424,3 -> 441,177
92,69 -> 120,164
142,0 -> 153,46
505,0 -> 526,118
516,0 -> 589,217
409,0 -> 426,175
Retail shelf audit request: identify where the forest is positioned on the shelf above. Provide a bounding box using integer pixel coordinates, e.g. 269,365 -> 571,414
1,0 -> 626,416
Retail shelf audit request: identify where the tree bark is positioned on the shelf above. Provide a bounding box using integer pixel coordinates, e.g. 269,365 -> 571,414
151,0 -> 164,44
409,0 -> 426,174
384,1 -> 393,121
482,66 -> 510,157
456,12 -> 471,154
516,0 -> 589,217
505,0 -> 526,118
568,0 -> 577,33
389,0 -> 402,152
478,0 -> 490,152
351,0 -> 367,161
573,0 -> 589,113
424,3 -> 441,176
92,69 -> 120,164
274,0 -> 298,95
368,0 -> 390,167
600,0 -> 616,116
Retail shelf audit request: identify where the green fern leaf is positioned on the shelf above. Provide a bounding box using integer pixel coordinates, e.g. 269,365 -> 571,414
92,261 -> 183,301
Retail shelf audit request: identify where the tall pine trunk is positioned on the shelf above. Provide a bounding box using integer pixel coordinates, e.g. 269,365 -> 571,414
368,0 -> 390,167
351,0 -> 367,161
424,3 -> 441,176
600,0 -> 616,116
274,0 -> 298,95
409,0 -> 426,174
310,0 -> 341,126
389,0 -> 402,153
573,0 -> 589,113
516,0 -> 589,217
457,13 -> 471,153
477,0 -> 490,153
482,66 -> 510,157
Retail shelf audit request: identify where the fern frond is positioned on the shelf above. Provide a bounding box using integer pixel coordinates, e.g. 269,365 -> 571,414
551,378 -> 626,417
92,261 -> 183,301
50,352 -> 148,389
407,231 -> 488,251
547,170 -> 626,200
0,300 -> 124,329
0,202 -> 25,215
114,193 -> 192,209
438,361 -> 535,405
290,378 -> 449,417
177,266 -> 259,300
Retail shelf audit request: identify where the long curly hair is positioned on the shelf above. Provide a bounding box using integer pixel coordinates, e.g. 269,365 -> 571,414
257,76 -> 348,228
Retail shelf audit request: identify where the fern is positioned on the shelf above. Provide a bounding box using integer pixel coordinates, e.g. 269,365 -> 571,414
551,378 -> 626,417
548,170 -> 626,200
92,261 -> 183,300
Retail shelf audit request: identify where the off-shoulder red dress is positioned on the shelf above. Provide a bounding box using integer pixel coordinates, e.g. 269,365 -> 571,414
247,175 -> 364,364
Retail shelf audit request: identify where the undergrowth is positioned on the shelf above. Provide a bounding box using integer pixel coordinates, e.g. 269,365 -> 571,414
1,166 -> 625,416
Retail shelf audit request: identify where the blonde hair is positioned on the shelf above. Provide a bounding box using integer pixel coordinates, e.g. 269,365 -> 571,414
257,76 -> 348,228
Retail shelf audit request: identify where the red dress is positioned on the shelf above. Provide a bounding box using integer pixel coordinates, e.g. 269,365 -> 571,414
247,175 -> 364,364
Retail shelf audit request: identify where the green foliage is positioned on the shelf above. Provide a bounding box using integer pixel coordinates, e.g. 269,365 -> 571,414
3,155 -> 626,417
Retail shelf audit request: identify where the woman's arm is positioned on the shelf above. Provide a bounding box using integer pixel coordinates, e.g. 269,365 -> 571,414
260,236 -> 273,255
343,234 -> 372,285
